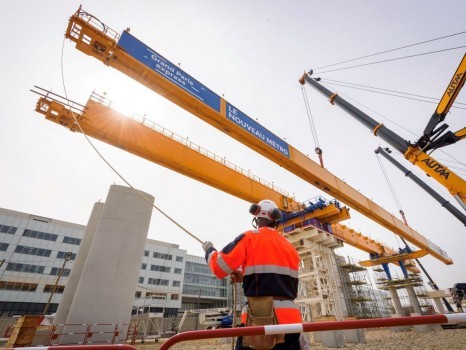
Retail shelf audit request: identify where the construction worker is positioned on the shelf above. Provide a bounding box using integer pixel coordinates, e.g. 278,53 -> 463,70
202,199 -> 302,350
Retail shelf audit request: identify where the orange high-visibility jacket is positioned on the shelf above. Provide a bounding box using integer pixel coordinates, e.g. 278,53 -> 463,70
205,226 -> 301,324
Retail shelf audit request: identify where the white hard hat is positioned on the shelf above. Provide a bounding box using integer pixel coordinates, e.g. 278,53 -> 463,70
249,199 -> 282,221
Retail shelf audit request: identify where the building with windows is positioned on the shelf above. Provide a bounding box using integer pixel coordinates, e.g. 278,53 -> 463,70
0,207 -> 230,317
182,255 -> 229,310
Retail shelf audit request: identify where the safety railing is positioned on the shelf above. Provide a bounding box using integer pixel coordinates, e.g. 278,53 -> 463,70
159,313 -> 466,350
4,345 -> 138,350
5,322 -> 137,346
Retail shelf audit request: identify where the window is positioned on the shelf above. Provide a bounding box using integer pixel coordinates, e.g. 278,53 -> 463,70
43,285 -> 65,293
153,252 -> 172,260
185,262 -> 211,274
150,265 -> 171,273
144,250 -> 149,257
6,263 -> 45,274
172,281 -> 181,287
15,245 -> 52,257
174,268 -> 182,274
0,225 -> 17,234
176,256 -> 183,262
0,281 -> 38,292
171,294 -> 179,300
50,268 -> 71,277
138,277 -> 144,284
184,273 -> 218,286
141,263 -> 147,270
145,292 -> 166,300
23,229 -> 57,241
63,236 -> 81,245
148,278 -> 169,286
0,243 -> 8,251
57,251 -> 76,260
135,291 -> 142,298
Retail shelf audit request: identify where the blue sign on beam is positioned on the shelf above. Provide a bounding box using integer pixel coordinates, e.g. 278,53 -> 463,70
226,103 -> 290,158
118,31 -> 221,112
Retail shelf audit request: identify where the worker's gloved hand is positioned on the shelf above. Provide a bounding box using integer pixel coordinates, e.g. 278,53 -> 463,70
230,270 -> 244,284
202,241 -> 214,253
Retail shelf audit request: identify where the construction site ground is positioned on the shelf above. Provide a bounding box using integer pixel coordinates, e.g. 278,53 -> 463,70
134,328 -> 466,349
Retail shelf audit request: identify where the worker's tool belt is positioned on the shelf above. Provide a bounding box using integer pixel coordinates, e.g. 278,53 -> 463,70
243,296 -> 285,349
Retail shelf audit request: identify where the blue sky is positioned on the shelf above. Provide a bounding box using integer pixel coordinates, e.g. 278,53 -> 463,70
1,1 -> 465,289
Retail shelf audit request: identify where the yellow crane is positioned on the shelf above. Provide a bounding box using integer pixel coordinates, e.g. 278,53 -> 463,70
33,88 -> 421,274
62,7 -> 451,264
301,54 -> 466,209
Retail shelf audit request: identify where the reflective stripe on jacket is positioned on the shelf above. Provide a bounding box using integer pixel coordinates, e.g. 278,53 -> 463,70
206,226 -> 301,322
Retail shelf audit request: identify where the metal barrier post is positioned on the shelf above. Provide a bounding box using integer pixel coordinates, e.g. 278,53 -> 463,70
82,324 -> 92,345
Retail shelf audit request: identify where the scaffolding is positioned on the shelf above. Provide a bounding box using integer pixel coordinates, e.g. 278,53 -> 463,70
285,222 -> 347,322
372,268 -> 434,315
337,256 -> 390,319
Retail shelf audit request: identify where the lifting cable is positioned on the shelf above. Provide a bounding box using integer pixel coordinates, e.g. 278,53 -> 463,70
375,152 -> 403,247
319,78 -> 466,111
301,85 -> 324,167
231,283 -> 239,350
375,150 -> 455,312
59,38 -> 203,245
315,45 -> 466,75
314,30 -> 466,71
376,153 -> 408,223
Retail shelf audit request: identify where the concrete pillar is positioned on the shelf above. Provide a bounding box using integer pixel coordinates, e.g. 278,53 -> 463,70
388,287 -> 404,315
343,329 -> 366,344
406,285 -> 422,314
390,313 -> 411,332
388,288 -> 411,332
411,313 -> 434,333
318,330 -> 346,348
54,202 -> 105,326
60,185 -> 154,344
433,298 -> 447,314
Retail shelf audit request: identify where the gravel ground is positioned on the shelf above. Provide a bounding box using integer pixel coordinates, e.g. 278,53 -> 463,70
134,327 -> 466,349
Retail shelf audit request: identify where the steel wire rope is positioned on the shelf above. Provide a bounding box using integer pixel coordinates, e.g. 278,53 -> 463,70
59,38 -> 203,245
375,153 -> 402,248
301,85 -> 324,167
375,151 -> 459,313
315,46 -> 466,75
322,81 -> 465,166
314,30 -> 466,71
301,86 -> 321,149
320,79 -> 466,111
321,79 -> 466,106
231,282 -> 238,350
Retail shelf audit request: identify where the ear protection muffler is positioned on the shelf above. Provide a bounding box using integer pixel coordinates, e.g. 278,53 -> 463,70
249,203 -> 261,215
249,203 -> 282,220
269,208 -> 282,221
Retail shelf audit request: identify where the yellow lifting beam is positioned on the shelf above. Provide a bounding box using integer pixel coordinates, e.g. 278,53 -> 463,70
33,92 -> 421,273
62,7 -> 451,265
359,250 -> 428,267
